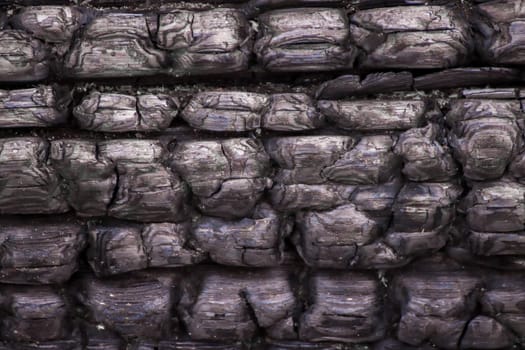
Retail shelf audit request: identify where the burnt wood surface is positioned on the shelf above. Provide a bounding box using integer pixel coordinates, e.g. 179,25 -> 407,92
3,1 -> 525,349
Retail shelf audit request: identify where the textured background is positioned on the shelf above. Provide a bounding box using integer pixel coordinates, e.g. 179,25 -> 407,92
0,0 -> 524,349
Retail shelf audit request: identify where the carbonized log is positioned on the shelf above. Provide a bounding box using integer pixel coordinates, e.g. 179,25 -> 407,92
293,203 -> 381,268
392,181 -> 461,233
460,315 -> 515,349
78,273 -> 175,339
178,268 -> 296,341
270,183 -> 356,211
74,92 -> 178,132
0,219 -> 85,284
194,203 -> 291,266
157,9 -> 251,75
108,164 -> 188,222
460,178 -> 525,233
321,135 -> 400,185
255,8 -> 356,72
181,91 -> 269,132
299,271 -> 385,342
98,139 -> 189,222
394,123 -> 457,182
350,6 -> 473,69
0,286 -> 71,342
263,93 -> 323,131
171,138 -> 271,218
414,67 -> 521,90
475,0 -> 525,64
392,261 -> 483,349
10,6 -> 90,43
87,221 -> 204,276
318,100 -> 427,131
0,30 -> 49,82
480,273 -> 525,341
461,87 -> 519,99
265,136 -> 353,185
181,91 -> 322,132
0,86 -> 70,128
64,13 -> 165,78
50,140 -> 116,217
446,99 -> 523,180
316,72 -> 414,99
0,137 -> 68,214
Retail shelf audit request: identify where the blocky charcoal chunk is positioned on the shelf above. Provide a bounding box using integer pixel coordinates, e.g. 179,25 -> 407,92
109,164 -> 188,222
142,222 -> 204,267
10,6 -> 89,43
350,6 -> 472,69
74,92 -> 178,132
88,221 -> 204,276
460,315 -> 515,349
265,136 -> 353,184
158,9 -> 251,74
461,179 -> 525,233
65,13 -> 165,78
0,220 -> 85,284
50,140 -> 116,217
318,100 -> 427,131
87,223 -> 148,276
481,273 -> 525,340
197,178 -> 271,218
414,67 -> 521,90
255,8 -> 356,71
394,123 -> 457,182
263,93 -> 323,131
98,139 -> 165,164
321,135 -> 400,185
181,91 -> 324,132
294,204 -> 380,268
392,268 -> 482,349
0,286 -> 71,341
446,99 -> 523,180
179,268 -> 296,341
0,30 -> 49,82
98,139 -> 188,222
351,177 -> 402,220
0,138 -> 68,214
0,86 -> 70,128
476,0 -> 525,64
468,231 -> 525,256
181,91 -> 269,132
299,271 -> 385,342
316,72 -> 414,99
171,138 -> 271,218
270,183 -> 355,211
78,273 -> 174,339
392,181 -> 462,233
194,203 -> 291,266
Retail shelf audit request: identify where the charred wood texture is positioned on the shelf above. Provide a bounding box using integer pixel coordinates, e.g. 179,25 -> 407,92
0,86 -> 70,128
4,2 -> 525,349
0,219 -> 85,284
350,6 -> 473,69
181,91 -> 322,132
254,8 -> 356,72
73,92 -> 178,132
3,3 -> 525,80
